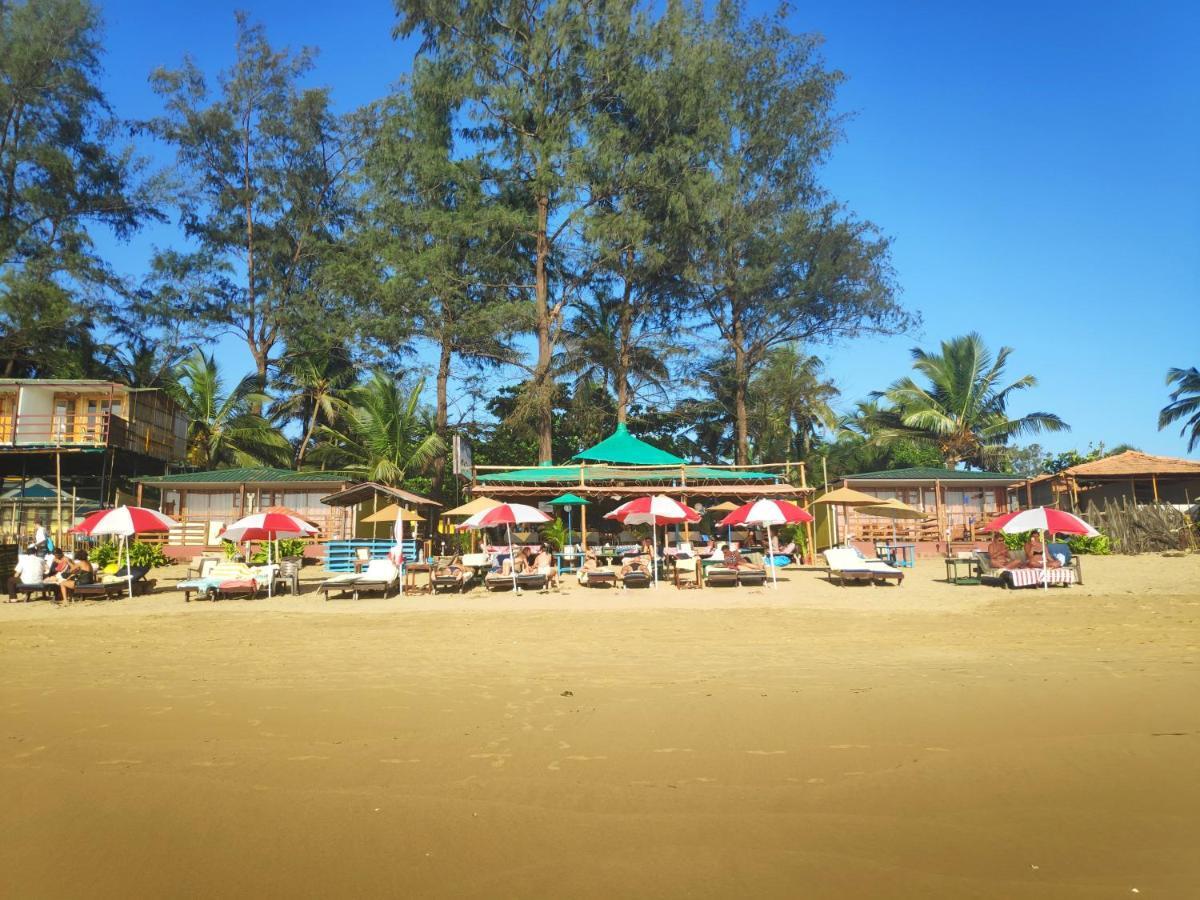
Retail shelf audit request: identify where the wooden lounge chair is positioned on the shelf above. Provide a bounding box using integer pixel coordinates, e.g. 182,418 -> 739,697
823,549 -> 902,586
350,559 -> 400,600
319,572 -> 362,601
432,567 -> 474,594
71,566 -> 154,601
188,562 -> 262,602
516,571 -> 549,592
484,571 -> 517,591
704,565 -> 739,587
11,581 -> 56,602
736,567 -> 768,587
579,567 -> 617,588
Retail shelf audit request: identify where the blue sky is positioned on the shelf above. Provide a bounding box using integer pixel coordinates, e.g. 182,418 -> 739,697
92,0 -> 1199,458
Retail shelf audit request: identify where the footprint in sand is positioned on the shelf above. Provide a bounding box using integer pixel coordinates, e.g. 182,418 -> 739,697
13,745 -> 47,759
191,760 -> 236,768
548,755 -> 607,771
557,741 -> 571,750
924,747 -> 951,752
287,755 -> 329,761
806,778 -> 825,783
144,706 -> 174,715
746,750 -> 787,756
653,748 -> 695,754
469,752 -> 511,768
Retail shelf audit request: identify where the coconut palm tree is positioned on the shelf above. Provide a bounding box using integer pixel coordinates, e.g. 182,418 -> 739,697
1159,366 -> 1200,451
310,370 -> 444,485
270,341 -> 356,467
871,333 -> 1068,469
167,350 -> 292,469
746,345 -> 840,463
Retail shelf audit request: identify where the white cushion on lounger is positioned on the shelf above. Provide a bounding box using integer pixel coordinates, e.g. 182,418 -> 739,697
363,559 -> 399,581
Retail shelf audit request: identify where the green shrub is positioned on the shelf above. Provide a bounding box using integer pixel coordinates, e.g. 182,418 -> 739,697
89,541 -> 120,568
246,538 -> 309,564
127,541 -> 169,569
1068,533 -> 1111,555
541,518 -> 568,551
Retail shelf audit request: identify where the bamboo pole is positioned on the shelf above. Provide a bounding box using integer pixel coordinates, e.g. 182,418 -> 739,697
55,450 -> 62,547
1152,475 -> 1159,502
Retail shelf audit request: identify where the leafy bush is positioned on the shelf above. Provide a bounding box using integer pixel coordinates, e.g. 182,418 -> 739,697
86,540 -> 168,569
89,541 -> 120,568
1068,533 -> 1111,555
247,538 -> 309,564
541,518 -> 568,551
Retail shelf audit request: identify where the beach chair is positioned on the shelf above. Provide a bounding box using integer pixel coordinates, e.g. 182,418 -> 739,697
516,571 -> 549,592
971,551 -> 1009,587
703,564 -> 739,587
278,557 -> 303,595
319,572 -> 362,601
11,581 -> 56,602
823,549 -> 881,586
198,562 -> 261,601
579,567 -> 617,588
1046,543 -> 1083,585
71,566 -> 152,600
618,568 -> 651,590
484,569 -> 517,591
350,559 -> 400,600
432,566 -> 474,594
736,567 -> 768,587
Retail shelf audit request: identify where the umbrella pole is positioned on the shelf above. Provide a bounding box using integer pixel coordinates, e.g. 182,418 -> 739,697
508,523 -> 517,592
125,534 -> 132,599
767,522 -> 777,588
267,534 -> 272,598
567,507 -> 572,547
652,523 -> 658,588
398,514 -> 405,596
1043,528 -> 1049,591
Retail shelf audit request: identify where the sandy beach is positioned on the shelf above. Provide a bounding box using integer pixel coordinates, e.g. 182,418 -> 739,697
2,554 -> 1199,898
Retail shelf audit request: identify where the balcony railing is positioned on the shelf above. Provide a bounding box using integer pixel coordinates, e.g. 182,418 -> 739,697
0,413 -> 181,461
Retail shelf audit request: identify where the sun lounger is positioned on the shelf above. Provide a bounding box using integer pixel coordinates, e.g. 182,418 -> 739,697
736,567 -> 768,587
11,582 -> 56,602
1047,543 -> 1083,585
579,567 -> 617,588
704,566 -> 739,587
824,549 -> 903,586
320,559 -> 399,600
71,566 -> 154,600
432,568 -> 474,594
516,571 -> 549,592
484,571 -> 517,592
319,572 -> 362,601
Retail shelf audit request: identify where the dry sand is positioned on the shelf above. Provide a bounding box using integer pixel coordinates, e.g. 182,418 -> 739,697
2,554 -> 1199,898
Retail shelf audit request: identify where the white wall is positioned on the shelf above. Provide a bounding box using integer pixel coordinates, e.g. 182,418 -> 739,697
15,386 -> 54,446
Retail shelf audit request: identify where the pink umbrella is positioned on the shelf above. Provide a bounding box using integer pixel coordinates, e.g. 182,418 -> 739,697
77,506 -> 179,598
459,503 -> 552,591
68,509 -> 107,535
717,499 -> 814,588
221,512 -> 317,597
980,509 -> 1022,532
604,495 -> 700,587
1000,506 -> 1098,590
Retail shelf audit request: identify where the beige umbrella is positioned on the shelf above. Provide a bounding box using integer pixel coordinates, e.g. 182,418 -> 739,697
362,503 -> 424,524
708,500 -> 740,513
444,496 -> 502,518
811,486 -> 880,546
859,498 -> 925,543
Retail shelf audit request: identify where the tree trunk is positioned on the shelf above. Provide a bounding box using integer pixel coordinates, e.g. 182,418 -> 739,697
732,315 -> 750,466
430,336 -> 453,523
296,398 -> 319,468
533,193 -> 554,463
615,260 -> 633,424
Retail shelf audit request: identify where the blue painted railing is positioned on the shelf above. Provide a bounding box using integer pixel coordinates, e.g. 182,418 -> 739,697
324,539 -> 420,572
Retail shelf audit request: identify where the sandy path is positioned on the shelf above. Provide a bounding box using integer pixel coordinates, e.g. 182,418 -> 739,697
2,556 -> 1198,898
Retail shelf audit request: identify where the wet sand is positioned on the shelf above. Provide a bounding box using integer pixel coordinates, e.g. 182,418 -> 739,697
2,555 -> 1199,898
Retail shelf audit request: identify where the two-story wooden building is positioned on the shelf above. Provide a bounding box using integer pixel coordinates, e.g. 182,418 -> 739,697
0,379 -> 189,543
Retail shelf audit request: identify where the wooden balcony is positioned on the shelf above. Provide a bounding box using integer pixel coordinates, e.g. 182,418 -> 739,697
0,413 -> 183,461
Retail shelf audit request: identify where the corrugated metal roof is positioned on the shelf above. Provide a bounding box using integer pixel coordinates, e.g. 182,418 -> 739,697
477,464 -> 776,484
137,467 -> 352,486
844,466 -> 1019,483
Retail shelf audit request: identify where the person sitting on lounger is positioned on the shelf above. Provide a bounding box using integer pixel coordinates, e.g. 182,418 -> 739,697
577,552 -> 599,583
7,548 -> 46,601
57,550 -> 95,605
1023,534 -> 1060,569
988,534 -> 1023,570
45,548 -> 71,579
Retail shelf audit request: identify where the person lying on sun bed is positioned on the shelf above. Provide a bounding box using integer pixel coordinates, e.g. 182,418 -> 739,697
988,534 -> 1023,570
1023,534 -> 1061,569
723,549 -> 765,573
620,555 -> 651,578
436,557 -> 466,578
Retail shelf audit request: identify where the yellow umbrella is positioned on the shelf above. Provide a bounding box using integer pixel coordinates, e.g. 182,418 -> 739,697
443,496 -> 502,517
812,486 -> 880,546
859,498 -> 925,543
362,503 -> 424,524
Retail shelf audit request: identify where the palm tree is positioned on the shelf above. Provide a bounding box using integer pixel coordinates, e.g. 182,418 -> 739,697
167,350 -> 292,469
1159,367 -> 1200,451
311,370 -> 444,485
104,333 -> 186,388
746,346 -> 839,463
871,333 -> 1068,469
270,341 -> 356,467
556,295 -> 674,423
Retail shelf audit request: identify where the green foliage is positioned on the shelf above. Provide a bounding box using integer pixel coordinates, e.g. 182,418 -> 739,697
89,541 -> 120,568
126,541 -> 169,569
0,0 -> 155,378
541,518 -> 568,552
1158,366 -> 1200,452
311,371 -> 444,486
869,333 -> 1068,469
167,350 -> 291,468
1067,534 -> 1111,555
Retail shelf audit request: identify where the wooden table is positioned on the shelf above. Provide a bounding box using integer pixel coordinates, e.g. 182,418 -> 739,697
404,562 -> 433,594
944,557 -> 980,585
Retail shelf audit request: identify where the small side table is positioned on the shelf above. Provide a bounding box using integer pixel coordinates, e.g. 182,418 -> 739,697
944,557 -> 980,585
405,562 -> 433,594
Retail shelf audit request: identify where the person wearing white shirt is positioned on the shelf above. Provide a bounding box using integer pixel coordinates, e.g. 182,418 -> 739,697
8,551 -> 47,601
33,522 -> 48,553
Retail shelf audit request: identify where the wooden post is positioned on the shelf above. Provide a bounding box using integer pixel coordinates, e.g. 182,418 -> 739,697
580,501 -> 588,552
1151,475 -> 1159,502
70,488 -> 77,551
805,515 -> 816,565
136,482 -> 144,507
54,450 -> 62,546
1025,480 -> 1033,507
935,479 -> 945,553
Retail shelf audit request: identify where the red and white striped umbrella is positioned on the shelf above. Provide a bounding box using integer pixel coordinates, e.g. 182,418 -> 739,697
68,509 -> 108,535
458,503 -> 552,592
73,506 -> 179,599
1001,506 -> 1098,592
220,512 -> 318,543
458,503 -> 552,530
604,496 -> 699,588
716,498 -> 813,588
1000,507 -> 1098,537
716,498 -> 813,527
79,505 -> 178,537
603,495 -> 700,526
